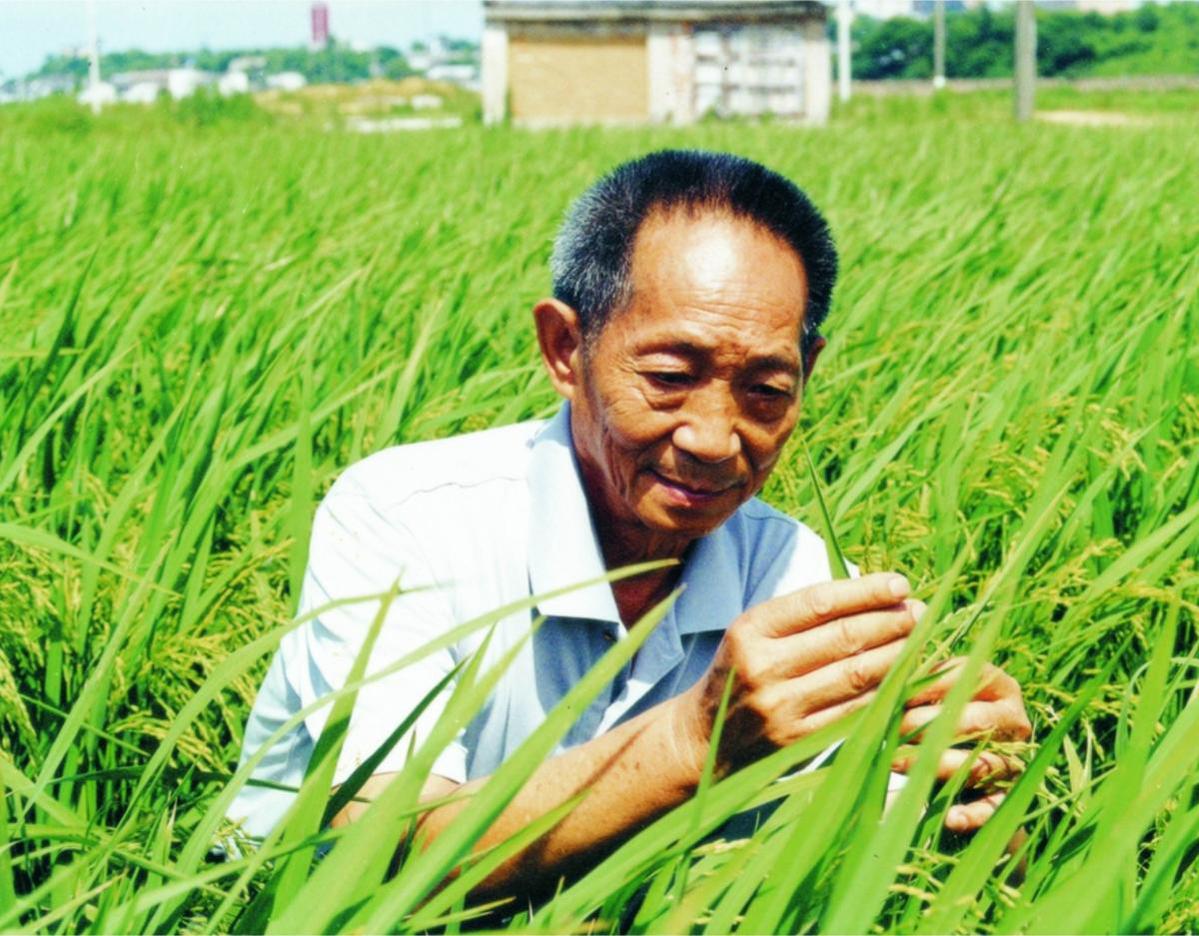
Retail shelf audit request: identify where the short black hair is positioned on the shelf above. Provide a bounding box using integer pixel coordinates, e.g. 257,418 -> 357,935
551,149 -> 838,361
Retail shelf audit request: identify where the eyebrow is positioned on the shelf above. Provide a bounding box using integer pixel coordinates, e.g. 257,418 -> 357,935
635,340 -> 800,374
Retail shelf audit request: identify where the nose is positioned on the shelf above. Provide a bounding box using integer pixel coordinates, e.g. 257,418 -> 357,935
672,386 -> 742,465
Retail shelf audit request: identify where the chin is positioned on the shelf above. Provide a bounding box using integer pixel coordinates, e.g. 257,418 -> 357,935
641,500 -> 738,538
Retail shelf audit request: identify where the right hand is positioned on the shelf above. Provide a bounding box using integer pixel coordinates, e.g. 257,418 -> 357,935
675,572 -> 923,776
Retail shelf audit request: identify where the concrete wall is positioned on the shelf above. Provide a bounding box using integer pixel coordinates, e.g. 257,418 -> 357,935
508,32 -> 649,126
483,13 -> 833,127
803,18 -> 831,125
482,22 -> 508,124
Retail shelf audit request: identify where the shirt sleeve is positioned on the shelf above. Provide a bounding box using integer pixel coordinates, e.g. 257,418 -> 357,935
745,517 -> 860,609
281,483 -> 469,787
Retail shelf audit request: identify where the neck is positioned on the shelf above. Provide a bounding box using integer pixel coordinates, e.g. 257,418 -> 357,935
576,456 -> 692,569
575,459 -> 691,628
593,510 -> 691,569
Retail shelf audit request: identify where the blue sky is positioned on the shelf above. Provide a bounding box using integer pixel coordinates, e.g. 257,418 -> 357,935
0,0 -> 485,79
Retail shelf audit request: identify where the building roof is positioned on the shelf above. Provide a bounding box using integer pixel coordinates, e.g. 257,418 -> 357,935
484,0 -> 826,24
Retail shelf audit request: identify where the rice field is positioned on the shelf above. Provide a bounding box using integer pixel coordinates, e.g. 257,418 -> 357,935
1,91 -> 1197,932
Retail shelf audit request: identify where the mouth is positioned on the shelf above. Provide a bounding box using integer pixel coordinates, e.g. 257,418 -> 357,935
648,469 -> 740,506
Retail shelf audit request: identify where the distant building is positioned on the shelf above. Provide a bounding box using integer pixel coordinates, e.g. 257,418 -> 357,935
266,71 -> 308,92
1072,0 -> 1139,13
108,68 -> 217,103
857,0 -> 981,18
111,69 -> 171,99
167,67 -> 215,100
123,81 -> 162,104
108,68 -> 215,102
22,74 -> 77,100
218,71 -> 251,96
482,0 -> 831,127
312,2 -> 330,50
855,0 -> 915,17
227,55 -> 267,74
426,62 -> 480,88
78,80 -> 117,108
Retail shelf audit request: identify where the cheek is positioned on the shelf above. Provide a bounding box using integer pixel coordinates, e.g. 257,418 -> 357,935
743,412 -> 800,478
593,396 -> 672,484
595,378 -> 669,445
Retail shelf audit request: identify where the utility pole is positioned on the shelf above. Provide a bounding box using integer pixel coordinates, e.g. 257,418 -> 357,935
86,0 -> 101,114
836,0 -> 852,104
1014,0 -> 1036,121
933,0 -> 946,91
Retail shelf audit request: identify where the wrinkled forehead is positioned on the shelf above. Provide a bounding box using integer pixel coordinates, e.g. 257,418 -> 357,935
624,206 -> 809,330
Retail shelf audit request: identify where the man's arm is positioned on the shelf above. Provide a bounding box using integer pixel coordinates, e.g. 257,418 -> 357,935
332,573 -> 935,898
333,573 -> 1030,899
333,693 -> 705,899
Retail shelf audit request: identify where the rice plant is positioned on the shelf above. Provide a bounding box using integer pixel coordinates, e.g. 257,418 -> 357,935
1,92 -> 1196,932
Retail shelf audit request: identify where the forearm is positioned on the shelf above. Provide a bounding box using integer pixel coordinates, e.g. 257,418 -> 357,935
418,693 -> 703,899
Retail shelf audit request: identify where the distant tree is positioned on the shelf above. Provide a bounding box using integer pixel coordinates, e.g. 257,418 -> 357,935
853,16 -> 933,79
1038,14 -> 1100,76
31,54 -> 89,81
439,36 -> 479,53
1134,4 -> 1160,33
104,49 -> 174,73
946,6 -> 1013,78
376,46 -> 414,80
850,1 -> 1198,81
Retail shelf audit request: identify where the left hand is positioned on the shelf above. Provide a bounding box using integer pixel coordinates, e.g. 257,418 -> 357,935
892,659 -> 1032,833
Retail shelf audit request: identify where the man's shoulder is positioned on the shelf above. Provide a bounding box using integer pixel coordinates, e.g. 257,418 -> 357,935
326,418 -> 547,512
731,496 -> 823,549
726,497 -> 842,593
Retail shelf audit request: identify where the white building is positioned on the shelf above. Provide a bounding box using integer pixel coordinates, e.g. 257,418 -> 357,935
218,70 -> 251,96
265,71 -> 308,92
482,0 -> 831,127
425,62 -> 480,87
78,80 -> 117,108
123,81 -> 162,104
227,55 -> 267,74
167,67 -> 215,100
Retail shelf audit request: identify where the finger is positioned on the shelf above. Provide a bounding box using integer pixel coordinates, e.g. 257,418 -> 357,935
794,688 -> 879,738
891,747 -> 1024,787
945,792 -> 1005,833
754,572 -> 912,638
907,659 -> 1021,708
778,599 -> 924,678
901,700 -> 1030,742
790,639 -> 906,714
905,658 -> 966,708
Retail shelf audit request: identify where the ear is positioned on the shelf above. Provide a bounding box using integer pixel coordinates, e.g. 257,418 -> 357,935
533,298 -> 585,401
802,334 -> 827,384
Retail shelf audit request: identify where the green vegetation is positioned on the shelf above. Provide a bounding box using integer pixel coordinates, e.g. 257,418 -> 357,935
256,77 -> 482,125
1,93 -> 1197,932
851,1 -> 1199,79
28,40 -> 423,86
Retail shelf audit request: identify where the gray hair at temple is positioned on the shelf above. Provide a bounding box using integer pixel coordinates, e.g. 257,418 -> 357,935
550,149 -> 838,368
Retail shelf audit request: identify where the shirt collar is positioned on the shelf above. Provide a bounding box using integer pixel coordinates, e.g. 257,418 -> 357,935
527,402 -> 622,623
527,402 -> 745,633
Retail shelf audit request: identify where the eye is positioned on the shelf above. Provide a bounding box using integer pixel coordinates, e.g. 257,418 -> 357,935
646,371 -> 695,388
751,383 -> 793,399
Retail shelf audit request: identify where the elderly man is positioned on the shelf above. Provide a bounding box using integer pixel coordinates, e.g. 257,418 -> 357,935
231,150 -> 1030,894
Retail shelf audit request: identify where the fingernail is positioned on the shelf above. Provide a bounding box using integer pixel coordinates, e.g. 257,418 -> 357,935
910,600 -> 928,622
889,576 -> 910,599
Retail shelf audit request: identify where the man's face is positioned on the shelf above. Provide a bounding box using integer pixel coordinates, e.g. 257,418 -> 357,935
570,208 -> 809,545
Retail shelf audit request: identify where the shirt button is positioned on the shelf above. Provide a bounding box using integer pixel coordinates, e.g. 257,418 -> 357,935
603,630 -> 616,643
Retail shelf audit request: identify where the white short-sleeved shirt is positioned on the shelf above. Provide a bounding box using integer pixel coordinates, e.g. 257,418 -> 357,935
229,402 -> 839,837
